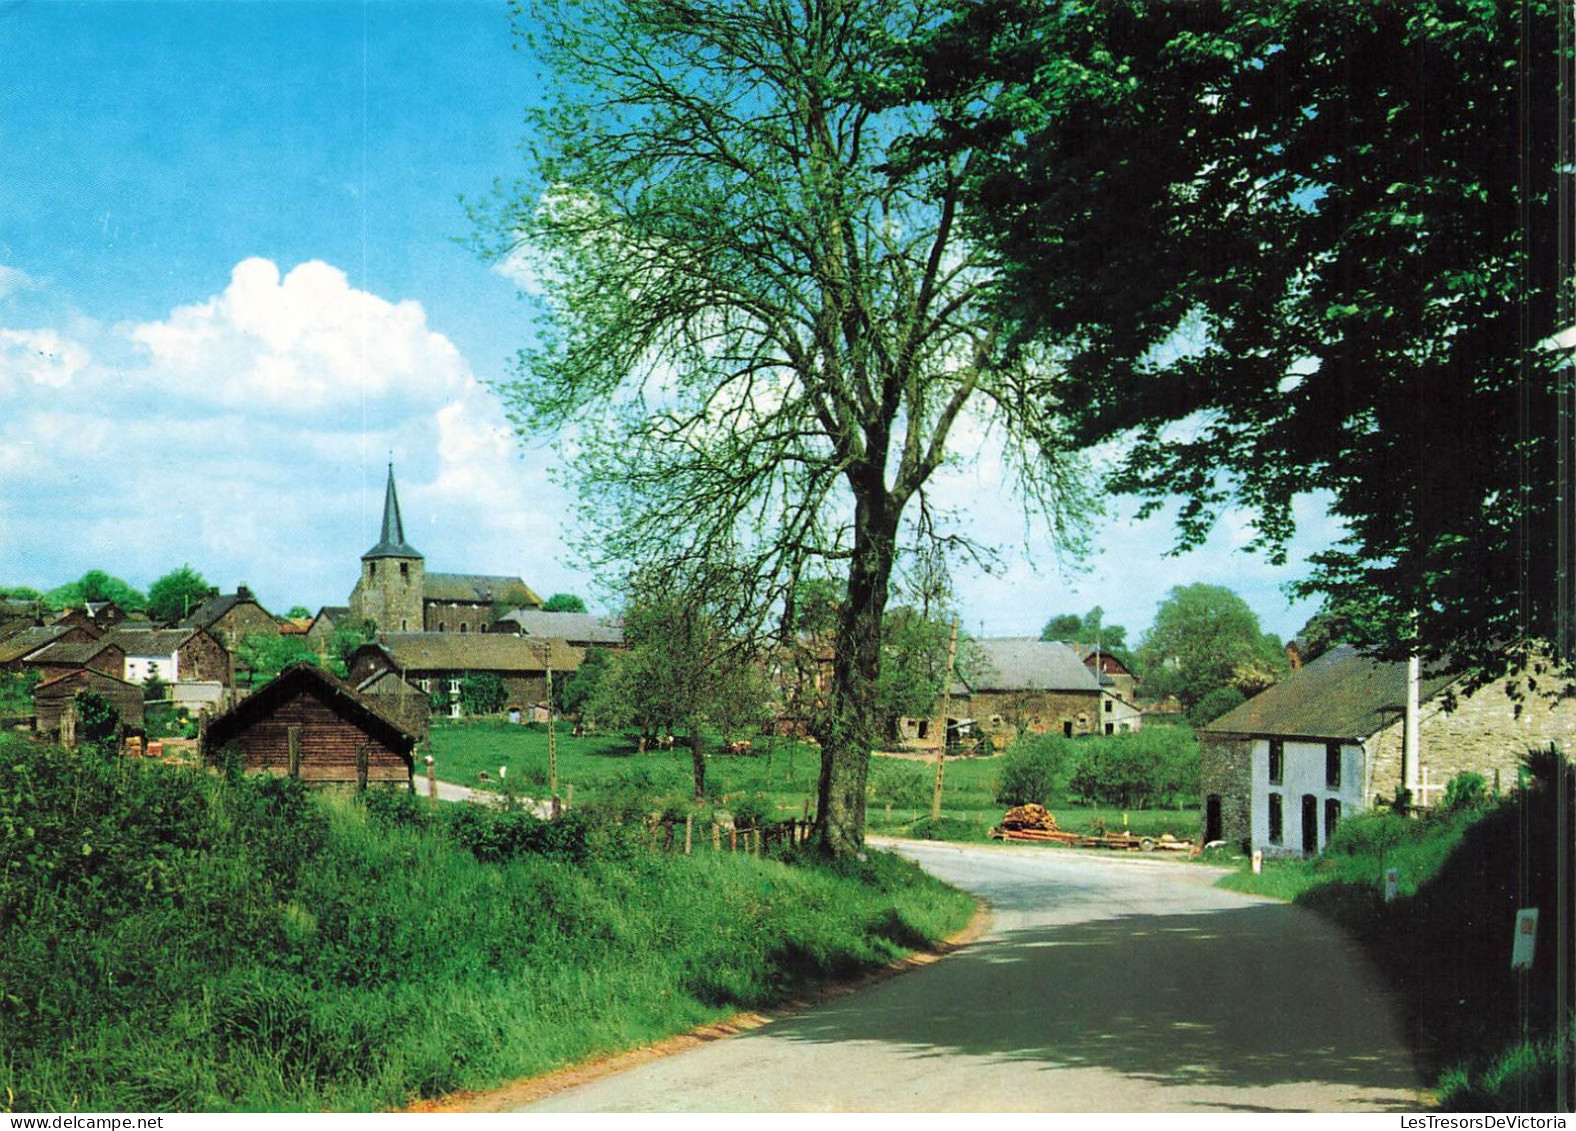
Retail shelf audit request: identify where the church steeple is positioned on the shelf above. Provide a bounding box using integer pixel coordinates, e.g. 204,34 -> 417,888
363,463 -> 423,561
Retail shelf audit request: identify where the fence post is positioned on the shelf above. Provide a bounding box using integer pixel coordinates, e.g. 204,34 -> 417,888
729,825 -> 737,854
425,754 -> 436,809
712,822 -> 721,853
685,814 -> 693,855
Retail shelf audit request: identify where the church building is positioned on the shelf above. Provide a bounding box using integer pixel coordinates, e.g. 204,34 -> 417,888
347,465 -> 542,634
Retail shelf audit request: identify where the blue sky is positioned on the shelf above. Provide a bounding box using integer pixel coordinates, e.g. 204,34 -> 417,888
0,0 -> 1335,642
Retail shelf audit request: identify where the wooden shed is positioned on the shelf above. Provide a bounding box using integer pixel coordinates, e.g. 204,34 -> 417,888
33,668 -> 146,740
202,662 -> 416,789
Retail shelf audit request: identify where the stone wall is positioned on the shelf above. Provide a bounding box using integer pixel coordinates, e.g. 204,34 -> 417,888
1366,675 -> 1576,806
1199,734 -> 1252,850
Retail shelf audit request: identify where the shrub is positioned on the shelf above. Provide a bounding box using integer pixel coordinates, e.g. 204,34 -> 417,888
1443,770 -> 1489,811
1189,686 -> 1245,727
1067,727 -> 1198,808
460,672 -> 507,716
728,793 -> 774,830
443,804 -> 590,863
994,735 -> 1071,806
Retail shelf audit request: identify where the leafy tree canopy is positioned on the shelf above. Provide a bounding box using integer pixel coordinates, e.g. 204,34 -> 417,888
285,605 -> 313,620
1040,606 -> 1130,662
903,0 -> 1572,687
1136,584 -> 1285,711
44,571 -> 147,613
481,0 -> 1093,853
541,593 -> 588,614
147,565 -> 212,624
236,633 -> 319,686
0,586 -> 43,603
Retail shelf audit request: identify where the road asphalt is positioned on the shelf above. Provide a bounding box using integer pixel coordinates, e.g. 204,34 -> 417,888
515,839 -> 1429,1113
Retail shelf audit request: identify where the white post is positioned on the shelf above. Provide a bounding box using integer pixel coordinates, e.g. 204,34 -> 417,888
1404,654 -> 1421,799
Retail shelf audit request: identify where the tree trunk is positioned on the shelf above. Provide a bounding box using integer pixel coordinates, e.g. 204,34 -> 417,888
690,723 -> 706,802
814,485 -> 897,856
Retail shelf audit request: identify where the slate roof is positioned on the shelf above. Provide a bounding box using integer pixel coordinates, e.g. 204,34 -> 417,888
490,609 -> 624,645
180,590 -> 270,630
363,464 -> 423,560
24,639 -> 121,666
962,638 -> 1103,694
107,628 -> 204,657
1200,643 -> 1462,742
204,662 -> 416,753
0,625 -> 78,664
364,632 -> 579,673
423,573 -> 542,607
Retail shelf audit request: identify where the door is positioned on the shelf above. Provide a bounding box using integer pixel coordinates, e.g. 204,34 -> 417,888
1301,793 -> 1319,854
1205,795 -> 1223,843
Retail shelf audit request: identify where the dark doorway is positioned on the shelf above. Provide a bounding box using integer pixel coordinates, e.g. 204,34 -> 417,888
1205,794 -> 1222,843
1301,793 -> 1319,854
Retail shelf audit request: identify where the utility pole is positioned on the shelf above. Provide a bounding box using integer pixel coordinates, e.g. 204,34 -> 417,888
930,618 -> 959,821
544,645 -> 558,797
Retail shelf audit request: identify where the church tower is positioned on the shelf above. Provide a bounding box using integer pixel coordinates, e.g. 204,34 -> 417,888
348,464 -> 425,633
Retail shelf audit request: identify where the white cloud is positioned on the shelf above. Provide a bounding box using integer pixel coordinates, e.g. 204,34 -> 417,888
127,257 -> 470,412
0,328 -> 91,387
0,257 -> 580,613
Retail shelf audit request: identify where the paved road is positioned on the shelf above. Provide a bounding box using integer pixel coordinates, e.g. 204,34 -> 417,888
519,841 -> 1427,1112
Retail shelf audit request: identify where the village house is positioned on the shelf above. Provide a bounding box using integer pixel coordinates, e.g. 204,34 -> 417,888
201,662 -> 417,788
1072,644 -> 1142,705
32,667 -> 146,741
21,637 -> 126,683
179,585 -> 280,649
305,605 -> 353,655
0,624 -> 95,673
897,637 -> 1141,751
348,633 -> 581,720
1199,643 -> 1576,857
53,601 -> 134,636
109,626 -> 231,687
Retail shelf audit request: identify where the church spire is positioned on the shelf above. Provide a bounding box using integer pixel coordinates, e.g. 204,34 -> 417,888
363,463 -> 424,560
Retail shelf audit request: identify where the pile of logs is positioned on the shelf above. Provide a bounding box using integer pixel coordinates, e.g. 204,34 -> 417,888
990,805 -> 1194,853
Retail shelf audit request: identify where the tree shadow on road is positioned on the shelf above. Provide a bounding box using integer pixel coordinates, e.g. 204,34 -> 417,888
760,899 -> 1422,1109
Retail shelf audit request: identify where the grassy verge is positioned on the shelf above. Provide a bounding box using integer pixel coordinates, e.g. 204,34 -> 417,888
0,735 -> 973,1112
1212,755 -> 1575,1111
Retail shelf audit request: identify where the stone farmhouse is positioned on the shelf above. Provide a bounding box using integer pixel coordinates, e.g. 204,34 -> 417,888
897,637 -> 1142,751
348,634 -> 582,721
1199,643 -> 1576,857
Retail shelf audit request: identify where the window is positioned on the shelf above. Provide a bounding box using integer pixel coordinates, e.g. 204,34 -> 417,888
1063,721 -> 1073,738
1268,740 -> 1284,784
419,678 -> 431,693
460,623 -> 469,633
1325,742 -> 1342,788
1324,798 -> 1341,842
400,562 -> 409,580
1268,793 -> 1284,844
1104,723 -> 1114,735
916,719 -> 929,740
1104,698 -> 1113,713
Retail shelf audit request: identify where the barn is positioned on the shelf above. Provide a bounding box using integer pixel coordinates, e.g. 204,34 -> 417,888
202,662 -> 416,789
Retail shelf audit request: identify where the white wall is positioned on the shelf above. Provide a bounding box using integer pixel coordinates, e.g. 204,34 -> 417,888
1250,737 -> 1366,856
124,652 -> 179,684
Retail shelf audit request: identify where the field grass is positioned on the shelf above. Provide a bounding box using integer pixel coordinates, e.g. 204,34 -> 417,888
425,721 -> 1201,846
0,734 -> 974,1112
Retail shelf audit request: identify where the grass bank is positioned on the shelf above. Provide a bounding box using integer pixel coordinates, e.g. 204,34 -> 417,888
1214,752 -> 1574,1111
0,735 -> 974,1112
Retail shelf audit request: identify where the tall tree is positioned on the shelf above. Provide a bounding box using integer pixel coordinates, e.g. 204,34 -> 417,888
1136,584 -> 1286,710
905,0 -> 1572,688
147,565 -> 212,624
44,571 -> 146,613
541,593 -> 588,614
483,0 -> 1090,853
590,574 -> 766,801
1040,606 -> 1129,660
